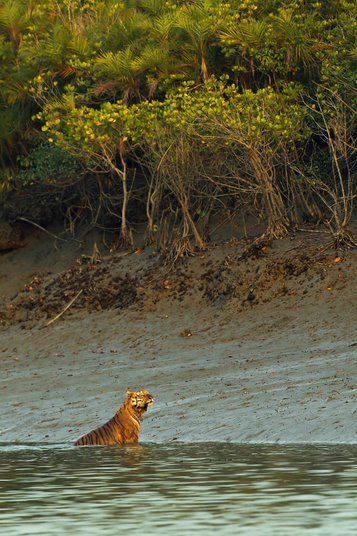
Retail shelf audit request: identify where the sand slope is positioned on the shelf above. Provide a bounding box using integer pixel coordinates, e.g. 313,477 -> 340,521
1,229 -> 356,444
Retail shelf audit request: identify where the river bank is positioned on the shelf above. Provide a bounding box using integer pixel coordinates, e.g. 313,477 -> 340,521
1,225 -> 356,444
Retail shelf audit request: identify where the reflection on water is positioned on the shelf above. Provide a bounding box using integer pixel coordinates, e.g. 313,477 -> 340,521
0,443 -> 356,535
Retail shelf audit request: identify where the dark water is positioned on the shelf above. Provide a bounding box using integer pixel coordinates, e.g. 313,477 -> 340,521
0,444 -> 356,535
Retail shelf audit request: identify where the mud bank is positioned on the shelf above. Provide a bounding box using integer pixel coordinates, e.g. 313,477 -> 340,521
1,228 -> 356,444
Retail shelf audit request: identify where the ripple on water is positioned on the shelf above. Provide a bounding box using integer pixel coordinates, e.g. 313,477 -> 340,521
0,443 -> 356,535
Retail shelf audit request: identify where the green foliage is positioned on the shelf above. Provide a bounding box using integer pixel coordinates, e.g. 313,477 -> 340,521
17,142 -> 82,186
40,79 -> 309,156
0,0 -> 355,245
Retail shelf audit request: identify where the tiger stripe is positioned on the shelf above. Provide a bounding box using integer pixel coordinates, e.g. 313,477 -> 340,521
74,389 -> 153,446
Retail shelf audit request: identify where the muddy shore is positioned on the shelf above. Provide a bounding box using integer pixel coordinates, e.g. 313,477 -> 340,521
1,227 -> 356,444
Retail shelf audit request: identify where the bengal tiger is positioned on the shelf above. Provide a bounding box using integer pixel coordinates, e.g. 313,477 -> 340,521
74,389 -> 154,446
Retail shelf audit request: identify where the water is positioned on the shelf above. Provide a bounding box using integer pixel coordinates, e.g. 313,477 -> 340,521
0,444 -> 356,535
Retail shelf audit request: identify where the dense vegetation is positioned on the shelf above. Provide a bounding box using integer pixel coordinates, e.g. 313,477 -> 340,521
0,0 -> 356,255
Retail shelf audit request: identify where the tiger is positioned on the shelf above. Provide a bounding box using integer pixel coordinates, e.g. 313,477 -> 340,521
74,389 -> 154,446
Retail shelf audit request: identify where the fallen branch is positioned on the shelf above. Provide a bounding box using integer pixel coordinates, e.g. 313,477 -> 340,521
16,217 -> 69,242
44,290 -> 83,327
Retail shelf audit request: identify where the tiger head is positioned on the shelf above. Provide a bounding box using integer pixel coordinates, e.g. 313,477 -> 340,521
126,389 -> 154,414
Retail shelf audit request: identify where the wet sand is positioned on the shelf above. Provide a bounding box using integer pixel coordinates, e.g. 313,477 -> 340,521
1,299 -> 356,444
1,229 -> 356,444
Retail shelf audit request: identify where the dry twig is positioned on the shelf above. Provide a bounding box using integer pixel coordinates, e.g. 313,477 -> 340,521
44,290 -> 83,327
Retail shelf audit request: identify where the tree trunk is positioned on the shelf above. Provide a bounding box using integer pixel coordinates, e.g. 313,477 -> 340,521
118,150 -> 133,249
250,149 -> 289,239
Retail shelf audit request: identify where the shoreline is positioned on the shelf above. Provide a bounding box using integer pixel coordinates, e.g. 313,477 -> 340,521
1,304 -> 356,445
1,230 -> 356,446
1,441 -> 357,447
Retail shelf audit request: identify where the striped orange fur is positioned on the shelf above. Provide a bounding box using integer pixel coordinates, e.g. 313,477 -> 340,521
75,389 -> 153,446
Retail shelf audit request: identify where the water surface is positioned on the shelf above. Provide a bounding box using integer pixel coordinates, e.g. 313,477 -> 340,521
0,444 -> 356,535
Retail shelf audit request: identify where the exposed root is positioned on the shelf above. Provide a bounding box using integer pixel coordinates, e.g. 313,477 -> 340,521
111,229 -> 135,252
322,228 -> 357,252
163,237 -> 198,267
264,221 -> 290,240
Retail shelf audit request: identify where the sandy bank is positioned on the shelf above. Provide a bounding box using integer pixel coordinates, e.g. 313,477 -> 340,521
1,229 -> 356,444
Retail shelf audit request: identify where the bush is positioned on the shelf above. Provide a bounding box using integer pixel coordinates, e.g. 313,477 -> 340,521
17,142 -> 82,187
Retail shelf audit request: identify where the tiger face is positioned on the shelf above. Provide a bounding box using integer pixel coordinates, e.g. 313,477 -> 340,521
127,389 -> 154,412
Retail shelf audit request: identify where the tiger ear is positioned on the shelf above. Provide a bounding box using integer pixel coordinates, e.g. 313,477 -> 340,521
126,389 -> 134,396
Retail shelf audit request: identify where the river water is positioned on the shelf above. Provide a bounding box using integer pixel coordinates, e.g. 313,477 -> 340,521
0,443 -> 356,535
